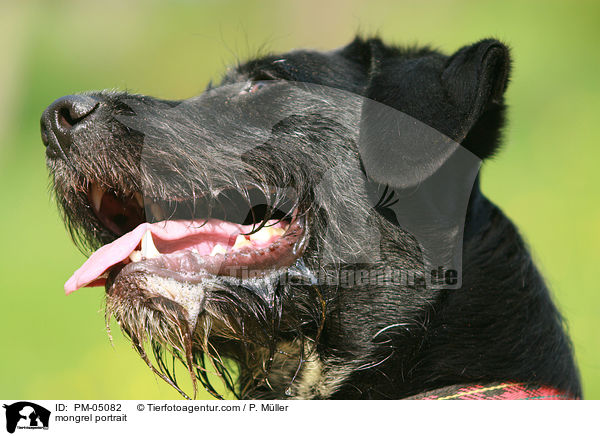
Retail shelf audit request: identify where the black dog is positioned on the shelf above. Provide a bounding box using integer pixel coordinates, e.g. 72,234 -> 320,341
41,37 -> 581,399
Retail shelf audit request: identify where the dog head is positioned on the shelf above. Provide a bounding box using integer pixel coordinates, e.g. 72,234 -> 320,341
42,37 -> 510,399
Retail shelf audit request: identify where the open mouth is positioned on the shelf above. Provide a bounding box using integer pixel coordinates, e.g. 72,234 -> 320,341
64,182 -> 307,294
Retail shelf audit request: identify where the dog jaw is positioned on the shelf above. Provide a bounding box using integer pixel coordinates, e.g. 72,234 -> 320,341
106,266 -> 207,329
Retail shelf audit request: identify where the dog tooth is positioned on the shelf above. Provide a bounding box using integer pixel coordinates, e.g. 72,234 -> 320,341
272,227 -> 286,238
150,202 -> 166,221
90,183 -> 104,213
134,192 -> 144,208
248,228 -> 270,243
129,250 -> 143,263
232,234 -> 252,250
249,226 -> 286,243
210,244 -> 227,256
141,230 -> 161,259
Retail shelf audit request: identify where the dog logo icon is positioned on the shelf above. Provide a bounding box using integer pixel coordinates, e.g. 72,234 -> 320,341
3,402 -> 50,433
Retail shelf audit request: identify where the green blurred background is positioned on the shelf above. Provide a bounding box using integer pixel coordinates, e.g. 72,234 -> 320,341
1,0 -> 598,400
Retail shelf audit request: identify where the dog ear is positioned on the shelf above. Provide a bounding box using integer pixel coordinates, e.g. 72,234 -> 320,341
441,39 -> 511,159
345,38 -> 511,191
343,37 -> 510,162
345,39 -> 505,281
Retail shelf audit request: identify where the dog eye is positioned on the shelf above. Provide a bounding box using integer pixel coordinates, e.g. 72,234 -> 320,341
241,80 -> 270,94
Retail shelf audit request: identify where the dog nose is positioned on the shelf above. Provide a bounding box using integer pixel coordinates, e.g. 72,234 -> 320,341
41,95 -> 98,156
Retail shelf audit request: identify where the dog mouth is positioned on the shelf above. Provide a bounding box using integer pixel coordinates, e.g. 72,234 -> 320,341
65,182 -> 308,296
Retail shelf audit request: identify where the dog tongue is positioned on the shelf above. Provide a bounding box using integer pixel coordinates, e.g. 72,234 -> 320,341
64,223 -> 151,294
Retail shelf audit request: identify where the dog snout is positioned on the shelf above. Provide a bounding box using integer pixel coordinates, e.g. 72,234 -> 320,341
41,95 -> 98,157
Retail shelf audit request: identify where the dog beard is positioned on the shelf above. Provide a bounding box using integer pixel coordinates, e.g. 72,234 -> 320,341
104,257 -> 327,399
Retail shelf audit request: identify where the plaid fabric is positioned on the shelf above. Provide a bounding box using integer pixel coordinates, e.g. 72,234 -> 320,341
406,382 -> 579,400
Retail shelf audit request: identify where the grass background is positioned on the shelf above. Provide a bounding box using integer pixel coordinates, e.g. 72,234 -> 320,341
0,0 -> 598,399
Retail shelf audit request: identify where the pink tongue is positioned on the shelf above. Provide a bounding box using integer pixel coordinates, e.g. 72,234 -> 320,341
64,223 -> 149,294
64,220 -> 244,295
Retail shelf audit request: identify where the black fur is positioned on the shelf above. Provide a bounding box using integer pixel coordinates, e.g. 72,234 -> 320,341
41,37 -> 581,399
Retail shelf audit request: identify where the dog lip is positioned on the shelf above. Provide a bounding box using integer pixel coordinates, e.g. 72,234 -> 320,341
104,263 -> 208,330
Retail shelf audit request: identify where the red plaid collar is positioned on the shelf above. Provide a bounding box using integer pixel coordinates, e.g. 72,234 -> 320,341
406,382 -> 579,400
